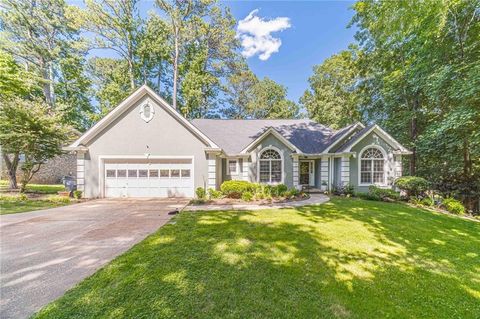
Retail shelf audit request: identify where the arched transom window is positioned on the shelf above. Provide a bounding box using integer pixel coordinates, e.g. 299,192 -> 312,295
259,149 -> 282,183
360,147 -> 385,184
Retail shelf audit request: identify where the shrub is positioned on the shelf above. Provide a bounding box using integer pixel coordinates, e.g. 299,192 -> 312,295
73,190 -> 83,199
368,185 -> 400,201
241,191 -> 253,202
332,184 -> 354,196
195,187 -> 206,199
356,192 -> 381,201
0,193 -> 28,201
46,196 -> 71,204
394,176 -> 430,198
442,198 -> 465,215
271,184 -> 288,197
208,188 -> 222,199
221,180 -> 255,198
284,188 -> 301,199
420,197 -> 434,207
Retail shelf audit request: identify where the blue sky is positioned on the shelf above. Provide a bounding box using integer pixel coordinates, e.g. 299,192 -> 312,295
75,0 -> 357,103
226,1 -> 357,102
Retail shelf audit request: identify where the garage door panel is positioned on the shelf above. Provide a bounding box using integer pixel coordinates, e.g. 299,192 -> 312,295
104,160 -> 193,198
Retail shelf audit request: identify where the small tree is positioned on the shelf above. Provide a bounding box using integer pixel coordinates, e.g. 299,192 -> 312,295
0,97 -> 71,192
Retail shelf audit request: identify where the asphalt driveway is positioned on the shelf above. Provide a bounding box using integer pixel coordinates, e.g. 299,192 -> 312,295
0,198 -> 189,319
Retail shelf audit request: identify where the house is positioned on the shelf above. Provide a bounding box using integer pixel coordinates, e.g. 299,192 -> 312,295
66,85 -> 411,198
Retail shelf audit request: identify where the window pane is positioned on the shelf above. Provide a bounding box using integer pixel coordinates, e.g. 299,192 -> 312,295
228,160 -> 237,173
260,149 -> 281,159
373,172 -> 384,183
170,169 -> 180,178
361,172 -> 372,184
160,169 -> 169,178
373,160 -> 384,172
271,160 -> 282,182
259,160 -> 269,173
117,169 -> 126,178
138,169 -> 148,178
149,169 -> 159,178
128,170 -> 137,178
106,169 -> 116,178
361,160 -> 371,172
181,169 -> 190,178
260,173 -> 270,183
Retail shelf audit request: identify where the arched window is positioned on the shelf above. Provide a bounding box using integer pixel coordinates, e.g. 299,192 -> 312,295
259,148 -> 282,183
360,147 -> 385,184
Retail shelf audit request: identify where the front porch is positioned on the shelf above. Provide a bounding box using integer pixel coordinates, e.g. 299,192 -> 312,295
292,155 -> 352,192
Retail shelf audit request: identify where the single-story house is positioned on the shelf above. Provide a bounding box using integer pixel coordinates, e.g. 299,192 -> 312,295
66,85 -> 411,198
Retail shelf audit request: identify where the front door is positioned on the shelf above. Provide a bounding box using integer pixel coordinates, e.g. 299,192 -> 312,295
299,160 -> 315,186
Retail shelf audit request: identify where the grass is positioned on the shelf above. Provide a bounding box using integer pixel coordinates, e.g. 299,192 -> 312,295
0,200 -> 68,215
34,198 -> 480,318
0,180 -> 65,194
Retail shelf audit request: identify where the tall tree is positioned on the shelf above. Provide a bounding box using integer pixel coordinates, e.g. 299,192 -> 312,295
223,63 -> 258,119
301,50 -> 361,129
0,0 -> 82,106
80,0 -> 143,90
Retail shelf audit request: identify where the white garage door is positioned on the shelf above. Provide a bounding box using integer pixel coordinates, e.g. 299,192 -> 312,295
104,159 -> 194,198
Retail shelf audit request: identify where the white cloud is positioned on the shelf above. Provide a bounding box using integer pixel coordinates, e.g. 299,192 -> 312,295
237,9 -> 291,61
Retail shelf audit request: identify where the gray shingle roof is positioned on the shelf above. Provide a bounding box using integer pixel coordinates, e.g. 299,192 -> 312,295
190,119 -> 358,154
336,124 -> 375,152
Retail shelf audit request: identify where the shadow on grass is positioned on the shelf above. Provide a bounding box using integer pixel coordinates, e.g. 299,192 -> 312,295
34,198 -> 480,318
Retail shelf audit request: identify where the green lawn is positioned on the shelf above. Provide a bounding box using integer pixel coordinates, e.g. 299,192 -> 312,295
34,198 -> 480,318
0,180 -> 65,194
0,200 -> 68,215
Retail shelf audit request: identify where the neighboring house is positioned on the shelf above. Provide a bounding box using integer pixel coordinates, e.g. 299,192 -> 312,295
66,85 -> 411,198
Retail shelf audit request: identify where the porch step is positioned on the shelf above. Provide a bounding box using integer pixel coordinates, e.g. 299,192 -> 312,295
303,187 -> 324,194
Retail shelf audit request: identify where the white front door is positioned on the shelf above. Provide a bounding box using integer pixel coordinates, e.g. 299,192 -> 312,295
104,159 -> 194,198
299,160 -> 315,187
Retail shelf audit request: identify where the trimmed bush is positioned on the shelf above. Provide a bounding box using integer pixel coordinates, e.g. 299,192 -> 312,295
196,187 -> 206,199
442,198 -> 465,215
356,192 -> 382,201
394,176 -> 429,198
46,196 -> 71,204
241,191 -> 253,202
368,185 -> 400,201
221,180 -> 255,198
208,188 -> 222,199
333,184 -> 354,196
271,184 -> 288,197
73,190 -> 83,199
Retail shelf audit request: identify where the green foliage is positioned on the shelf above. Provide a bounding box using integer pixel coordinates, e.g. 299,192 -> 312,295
195,187 -> 206,200
220,181 -> 255,199
208,188 -> 222,199
73,190 -> 83,199
301,50 -> 361,129
0,193 -> 28,202
442,198 -> 465,215
46,195 -> 71,204
394,176 -> 430,198
332,184 -> 354,196
271,184 -> 288,197
420,197 -> 434,207
241,191 -> 253,202
356,192 -> 381,202
368,186 -> 401,202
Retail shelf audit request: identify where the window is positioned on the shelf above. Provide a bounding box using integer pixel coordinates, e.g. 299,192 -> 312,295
128,170 -> 138,178
259,148 -> 282,183
106,170 -> 116,178
160,169 -> 169,178
360,147 -> 385,184
170,169 -> 180,178
181,169 -> 190,178
138,169 -> 148,178
149,169 -> 159,178
117,169 -> 127,178
228,160 -> 237,174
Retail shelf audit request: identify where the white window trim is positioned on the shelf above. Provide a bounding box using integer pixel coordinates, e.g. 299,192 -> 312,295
257,146 -> 284,184
358,145 -> 387,187
227,158 -> 239,175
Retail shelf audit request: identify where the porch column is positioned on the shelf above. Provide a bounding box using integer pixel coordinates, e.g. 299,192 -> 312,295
320,157 -> 329,191
293,155 -> 300,189
242,157 -> 249,181
340,155 -> 350,186
207,153 -> 217,190
76,151 -> 85,192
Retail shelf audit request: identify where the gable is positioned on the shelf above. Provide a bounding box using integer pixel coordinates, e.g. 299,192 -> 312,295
68,86 -> 218,149
241,128 -> 300,154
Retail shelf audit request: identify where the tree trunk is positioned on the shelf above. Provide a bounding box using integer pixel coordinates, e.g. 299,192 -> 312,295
128,58 -> 135,90
3,153 -> 19,189
172,27 -> 179,110
157,61 -> 162,93
409,94 -> 419,175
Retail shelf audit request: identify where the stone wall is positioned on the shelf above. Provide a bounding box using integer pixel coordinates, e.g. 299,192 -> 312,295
1,153 -> 77,184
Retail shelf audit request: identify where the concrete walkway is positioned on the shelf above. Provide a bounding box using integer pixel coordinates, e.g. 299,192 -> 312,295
0,198 -> 189,319
184,193 -> 330,211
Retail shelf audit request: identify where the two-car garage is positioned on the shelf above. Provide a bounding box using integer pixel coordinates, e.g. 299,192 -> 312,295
103,158 -> 194,198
